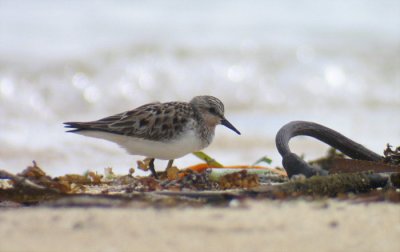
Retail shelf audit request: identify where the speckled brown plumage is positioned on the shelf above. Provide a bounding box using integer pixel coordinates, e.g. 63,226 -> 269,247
65,102 -> 196,141
64,95 -> 238,144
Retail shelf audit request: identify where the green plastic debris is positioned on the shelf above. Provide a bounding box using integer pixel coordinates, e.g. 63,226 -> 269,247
192,151 -> 223,167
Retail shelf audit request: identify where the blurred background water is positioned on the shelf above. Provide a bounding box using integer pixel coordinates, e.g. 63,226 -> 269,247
0,0 -> 399,175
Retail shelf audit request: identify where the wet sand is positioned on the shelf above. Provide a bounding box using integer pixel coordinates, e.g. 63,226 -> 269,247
0,199 -> 399,252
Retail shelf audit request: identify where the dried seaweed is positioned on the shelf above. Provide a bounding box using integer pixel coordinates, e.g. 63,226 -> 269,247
275,172 -> 387,197
384,144 -> 400,165
218,170 -> 259,189
1,156 -> 399,207
0,168 -> 63,203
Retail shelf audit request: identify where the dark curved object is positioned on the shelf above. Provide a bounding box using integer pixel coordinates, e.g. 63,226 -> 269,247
276,121 -> 383,178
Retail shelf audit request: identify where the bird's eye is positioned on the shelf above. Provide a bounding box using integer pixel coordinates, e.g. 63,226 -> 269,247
208,107 -> 217,115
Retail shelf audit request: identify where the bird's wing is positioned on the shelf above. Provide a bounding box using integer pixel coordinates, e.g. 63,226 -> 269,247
64,102 -> 193,141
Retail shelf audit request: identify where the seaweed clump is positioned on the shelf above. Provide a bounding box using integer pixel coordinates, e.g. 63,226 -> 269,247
276,173 -> 386,197
218,170 -> 259,190
384,144 -> 400,165
1,155 -> 399,207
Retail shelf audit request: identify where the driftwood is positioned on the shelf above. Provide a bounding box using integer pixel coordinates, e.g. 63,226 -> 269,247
275,121 -> 400,178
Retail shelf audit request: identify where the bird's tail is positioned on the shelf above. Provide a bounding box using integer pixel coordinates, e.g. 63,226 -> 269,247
63,122 -> 92,132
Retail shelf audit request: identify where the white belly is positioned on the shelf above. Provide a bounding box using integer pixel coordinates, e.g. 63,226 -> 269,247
75,129 -> 208,160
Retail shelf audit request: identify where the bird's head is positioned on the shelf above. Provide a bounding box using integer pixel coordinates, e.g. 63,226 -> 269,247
190,95 -> 241,135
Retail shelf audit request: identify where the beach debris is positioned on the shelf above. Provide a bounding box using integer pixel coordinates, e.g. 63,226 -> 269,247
0,163 -> 63,203
252,155 -> 273,166
137,157 -> 153,171
276,121 -> 383,178
166,165 -> 180,180
330,159 -> 400,174
218,170 -> 259,189
19,161 -> 70,193
104,167 -> 116,180
390,173 -> 400,188
274,172 -> 388,197
192,151 -> 223,167
383,144 -> 400,165
1,153 -> 399,206
309,148 -> 345,172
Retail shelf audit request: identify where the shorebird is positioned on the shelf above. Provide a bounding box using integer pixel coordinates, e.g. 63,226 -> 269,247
64,95 -> 240,178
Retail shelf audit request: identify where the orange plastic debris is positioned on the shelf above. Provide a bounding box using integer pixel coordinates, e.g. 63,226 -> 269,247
185,163 -> 287,176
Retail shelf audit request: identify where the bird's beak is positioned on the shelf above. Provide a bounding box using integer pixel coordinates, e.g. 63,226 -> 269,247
220,118 -> 241,135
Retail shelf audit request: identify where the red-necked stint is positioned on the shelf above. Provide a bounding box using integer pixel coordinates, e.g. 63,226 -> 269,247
64,95 -> 240,178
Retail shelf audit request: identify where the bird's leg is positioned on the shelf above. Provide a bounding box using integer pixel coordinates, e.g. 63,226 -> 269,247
148,158 -> 158,179
166,159 -> 174,169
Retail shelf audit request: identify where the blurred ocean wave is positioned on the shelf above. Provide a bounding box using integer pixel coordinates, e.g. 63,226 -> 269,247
0,0 -> 399,175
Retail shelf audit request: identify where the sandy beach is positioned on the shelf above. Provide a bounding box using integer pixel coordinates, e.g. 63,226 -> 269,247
1,199 -> 399,252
